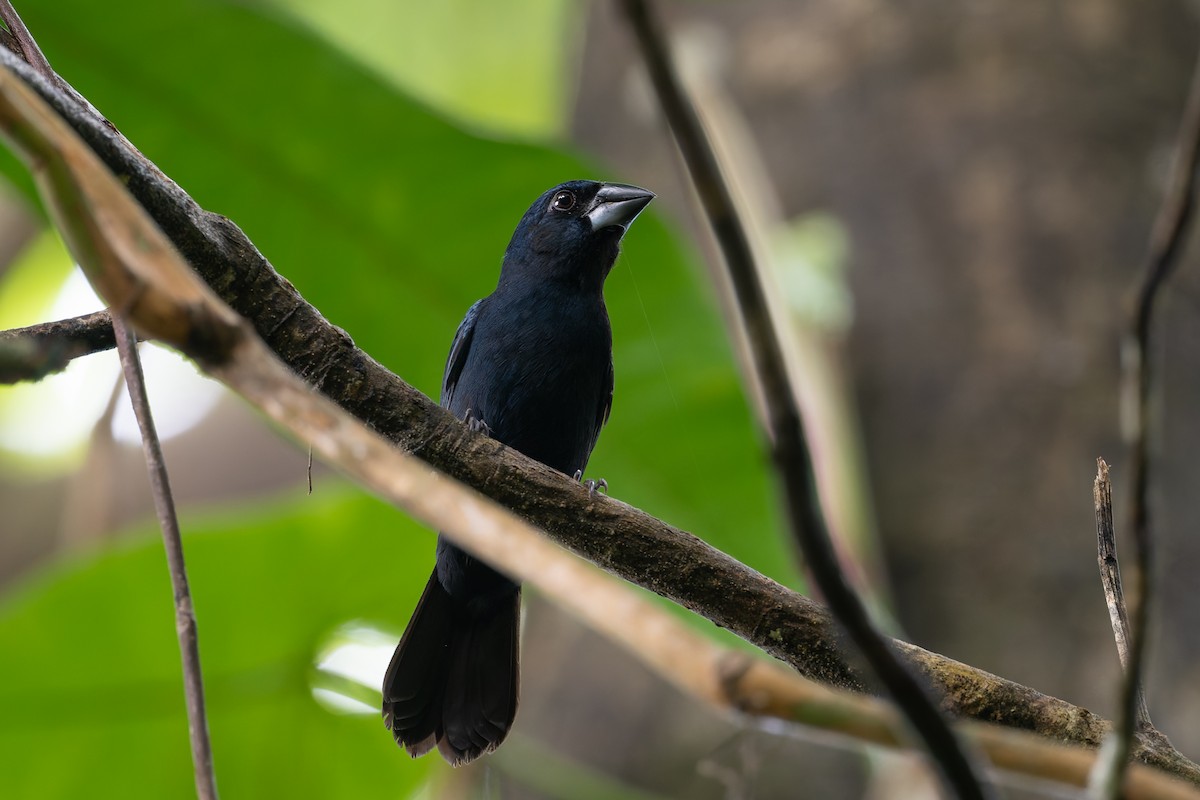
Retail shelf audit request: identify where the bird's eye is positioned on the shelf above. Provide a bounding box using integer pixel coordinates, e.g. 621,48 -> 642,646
550,190 -> 576,212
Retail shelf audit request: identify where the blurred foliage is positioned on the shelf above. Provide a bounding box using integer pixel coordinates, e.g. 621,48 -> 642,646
0,489 -> 438,798
0,232 -> 72,330
266,0 -> 578,138
0,0 -> 800,796
769,213 -> 853,332
0,235 -> 118,469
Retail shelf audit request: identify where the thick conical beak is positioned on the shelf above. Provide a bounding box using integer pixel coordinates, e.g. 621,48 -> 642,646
585,183 -> 655,233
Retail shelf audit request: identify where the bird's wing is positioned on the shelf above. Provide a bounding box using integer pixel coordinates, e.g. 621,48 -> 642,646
597,356 -> 614,433
442,299 -> 483,408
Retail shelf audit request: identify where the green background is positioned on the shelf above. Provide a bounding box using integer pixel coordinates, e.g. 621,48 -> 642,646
0,0 -> 798,796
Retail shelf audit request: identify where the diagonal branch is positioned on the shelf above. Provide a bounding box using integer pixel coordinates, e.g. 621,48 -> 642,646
0,27 -> 1197,788
616,1 -> 989,797
2,64 -> 1196,799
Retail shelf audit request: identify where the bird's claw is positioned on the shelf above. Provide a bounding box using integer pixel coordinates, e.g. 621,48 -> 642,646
573,470 -> 608,496
463,408 -> 492,437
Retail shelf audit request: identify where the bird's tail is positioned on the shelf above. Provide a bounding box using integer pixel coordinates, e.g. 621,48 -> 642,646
382,570 -> 520,766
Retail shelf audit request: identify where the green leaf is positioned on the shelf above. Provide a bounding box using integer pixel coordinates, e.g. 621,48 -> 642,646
0,1 -> 811,795
265,0 -> 579,138
0,488 -> 437,798
7,0 -> 796,586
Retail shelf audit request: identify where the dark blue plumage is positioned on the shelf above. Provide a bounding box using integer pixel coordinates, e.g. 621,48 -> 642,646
382,180 -> 653,765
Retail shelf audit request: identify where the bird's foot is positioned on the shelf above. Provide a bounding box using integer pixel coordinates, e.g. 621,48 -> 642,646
573,469 -> 608,496
463,408 -> 492,437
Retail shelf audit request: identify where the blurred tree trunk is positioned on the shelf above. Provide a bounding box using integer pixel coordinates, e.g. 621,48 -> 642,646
573,0 -> 1200,759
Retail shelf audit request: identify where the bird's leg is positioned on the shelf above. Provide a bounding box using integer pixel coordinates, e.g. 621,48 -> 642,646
463,408 -> 492,437
573,469 -> 608,496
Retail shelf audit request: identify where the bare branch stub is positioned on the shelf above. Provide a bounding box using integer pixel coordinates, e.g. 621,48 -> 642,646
1093,458 -> 1152,729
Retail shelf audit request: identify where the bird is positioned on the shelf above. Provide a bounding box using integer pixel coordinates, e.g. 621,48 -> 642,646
381,180 -> 654,766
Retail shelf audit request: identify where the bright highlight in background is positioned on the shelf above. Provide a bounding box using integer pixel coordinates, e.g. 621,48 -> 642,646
0,268 -> 119,459
312,621 -> 396,715
110,341 -> 224,446
0,265 -> 224,463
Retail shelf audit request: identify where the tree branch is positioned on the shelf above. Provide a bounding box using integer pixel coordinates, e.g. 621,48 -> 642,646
0,30 -> 1197,788
615,1 -> 989,797
3,73 -> 1195,799
0,309 -> 116,383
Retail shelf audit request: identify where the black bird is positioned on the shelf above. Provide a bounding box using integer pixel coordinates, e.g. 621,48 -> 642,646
382,180 -> 654,765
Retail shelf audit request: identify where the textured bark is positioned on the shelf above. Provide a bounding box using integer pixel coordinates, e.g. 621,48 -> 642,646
0,309 -> 115,382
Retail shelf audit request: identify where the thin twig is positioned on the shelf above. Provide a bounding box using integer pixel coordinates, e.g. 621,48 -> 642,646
0,39 -> 1198,786
1093,458 -> 1152,726
110,312 -> 218,800
0,0 -> 113,125
0,1 -> 53,85
0,309 -> 116,383
671,30 -> 894,622
1103,43 -> 1200,800
617,2 -> 991,798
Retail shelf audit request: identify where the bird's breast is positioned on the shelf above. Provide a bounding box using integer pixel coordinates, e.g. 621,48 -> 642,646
454,292 -> 611,473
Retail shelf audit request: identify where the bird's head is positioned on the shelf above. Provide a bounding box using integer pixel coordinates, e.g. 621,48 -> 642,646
500,180 -> 654,292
